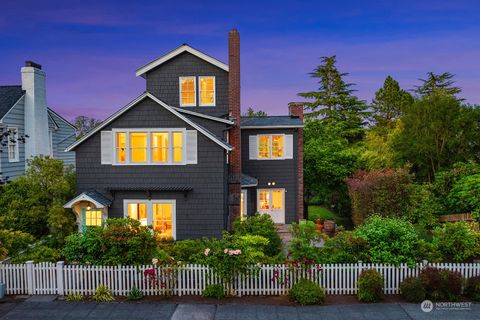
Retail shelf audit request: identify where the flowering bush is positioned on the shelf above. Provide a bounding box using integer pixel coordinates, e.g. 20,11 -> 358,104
143,256 -> 183,296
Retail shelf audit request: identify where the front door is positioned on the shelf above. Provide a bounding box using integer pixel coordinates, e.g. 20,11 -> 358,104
257,189 -> 285,224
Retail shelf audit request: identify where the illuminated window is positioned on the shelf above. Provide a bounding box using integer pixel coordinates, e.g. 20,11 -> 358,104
199,76 -> 215,106
84,209 -> 103,227
258,135 -> 284,159
259,191 -> 270,210
272,190 -> 283,210
116,132 -> 126,163
172,131 -> 183,163
152,132 -> 168,163
258,189 -> 284,213
127,203 -> 148,226
180,77 -> 196,106
7,127 -> 19,162
153,203 -> 173,239
130,132 -> 147,163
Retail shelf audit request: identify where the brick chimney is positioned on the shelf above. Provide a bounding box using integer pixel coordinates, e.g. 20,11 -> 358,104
228,29 -> 242,228
288,102 -> 304,219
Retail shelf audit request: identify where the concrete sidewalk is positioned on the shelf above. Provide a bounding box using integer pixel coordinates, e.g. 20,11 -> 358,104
0,301 -> 479,319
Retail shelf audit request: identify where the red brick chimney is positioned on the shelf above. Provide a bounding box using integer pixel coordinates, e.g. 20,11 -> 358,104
288,102 -> 304,220
228,29 -> 242,227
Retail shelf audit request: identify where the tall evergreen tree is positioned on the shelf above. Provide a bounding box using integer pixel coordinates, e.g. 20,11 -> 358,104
298,55 -> 368,142
414,72 -> 462,97
371,76 -> 413,127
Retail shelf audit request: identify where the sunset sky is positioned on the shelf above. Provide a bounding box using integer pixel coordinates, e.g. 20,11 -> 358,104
1,0 -> 479,120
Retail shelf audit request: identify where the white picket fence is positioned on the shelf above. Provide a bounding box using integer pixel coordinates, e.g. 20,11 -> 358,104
1,261 -> 479,296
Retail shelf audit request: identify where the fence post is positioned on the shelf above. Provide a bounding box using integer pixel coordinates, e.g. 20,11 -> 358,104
25,260 -> 34,295
56,261 -> 65,296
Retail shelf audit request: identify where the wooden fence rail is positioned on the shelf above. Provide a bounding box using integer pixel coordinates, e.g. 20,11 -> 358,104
1,261 -> 479,296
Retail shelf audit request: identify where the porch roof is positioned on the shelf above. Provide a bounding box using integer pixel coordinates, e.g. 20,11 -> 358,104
107,185 -> 193,192
64,191 -> 112,209
241,174 -> 258,187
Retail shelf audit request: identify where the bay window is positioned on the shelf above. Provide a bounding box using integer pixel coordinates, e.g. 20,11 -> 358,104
199,76 -> 215,106
180,77 -> 196,106
258,135 -> 284,159
124,200 -> 176,240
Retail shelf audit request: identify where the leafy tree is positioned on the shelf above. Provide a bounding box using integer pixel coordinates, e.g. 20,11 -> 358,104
394,93 -> 480,181
432,222 -> 478,262
73,116 -> 102,138
414,72 -> 461,97
0,157 -> 76,244
298,55 -> 368,142
371,76 -> 413,127
243,107 -> 267,117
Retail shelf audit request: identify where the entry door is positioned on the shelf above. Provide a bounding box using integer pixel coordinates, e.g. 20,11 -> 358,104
257,189 -> 285,224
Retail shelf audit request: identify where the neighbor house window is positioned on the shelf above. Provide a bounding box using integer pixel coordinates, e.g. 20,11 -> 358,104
124,200 -> 176,239
84,209 -> 103,227
114,129 -> 185,165
179,76 -> 196,106
199,76 -> 215,106
7,127 -> 19,162
258,135 -> 284,159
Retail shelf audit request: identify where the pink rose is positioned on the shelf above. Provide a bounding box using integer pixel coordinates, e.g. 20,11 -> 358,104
224,249 -> 228,254
204,248 -> 211,256
152,258 -> 159,265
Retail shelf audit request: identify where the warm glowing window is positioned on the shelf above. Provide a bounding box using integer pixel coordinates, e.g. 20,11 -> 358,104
258,189 -> 284,213
199,76 -> 215,106
180,77 -> 196,106
153,203 -> 173,239
85,209 -> 102,227
259,191 -> 270,210
152,132 -> 168,163
116,132 -> 126,163
127,203 -> 148,226
172,131 -> 183,163
130,132 -> 147,163
272,190 -> 283,210
258,135 -> 284,159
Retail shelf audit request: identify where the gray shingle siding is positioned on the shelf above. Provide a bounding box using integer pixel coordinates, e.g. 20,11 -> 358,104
146,52 -> 229,118
75,97 -> 228,239
48,110 -> 76,167
241,128 -> 299,224
0,96 -> 26,181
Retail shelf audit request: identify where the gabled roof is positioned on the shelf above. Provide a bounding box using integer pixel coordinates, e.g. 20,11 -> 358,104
170,105 -> 233,125
64,191 -> 112,209
65,92 -> 232,152
47,108 -> 77,130
0,86 -> 24,120
136,44 -> 229,78
241,116 -> 304,128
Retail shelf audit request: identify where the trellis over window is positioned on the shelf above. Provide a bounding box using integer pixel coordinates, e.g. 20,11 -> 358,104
100,128 -> 198,165
248,134 -> 294,160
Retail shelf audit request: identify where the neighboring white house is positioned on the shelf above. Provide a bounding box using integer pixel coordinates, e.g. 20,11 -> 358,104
0,61 -> 76,183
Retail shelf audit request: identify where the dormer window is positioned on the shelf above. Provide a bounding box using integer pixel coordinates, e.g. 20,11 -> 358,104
199,76 -> 215,106
179,77 -> 196,106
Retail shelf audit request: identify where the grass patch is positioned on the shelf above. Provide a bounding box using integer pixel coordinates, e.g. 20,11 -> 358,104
307,206 -> 345,225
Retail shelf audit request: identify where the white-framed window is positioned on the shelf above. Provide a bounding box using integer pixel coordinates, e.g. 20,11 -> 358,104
112,129 -> 186,165
179,76 -> 196,107
83,209 -> 103,227
258,134 -> 284,159
7,127 -> 19,162
199,76 -> 216,106
124,199 -> 176,240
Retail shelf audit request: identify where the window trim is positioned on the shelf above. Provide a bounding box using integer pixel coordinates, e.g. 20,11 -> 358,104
123,199 -> 176,240
198,76 -> 216,107
179,76 -> 197,107
7,127 -> 19,163
257,134 -> 285,160
112,128 -> 187,166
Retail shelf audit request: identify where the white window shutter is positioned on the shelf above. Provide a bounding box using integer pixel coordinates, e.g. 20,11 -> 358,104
284,134 -> 294,159
100,131 -> 113,164
186,130 -> 198,164
249,135 -> 258,160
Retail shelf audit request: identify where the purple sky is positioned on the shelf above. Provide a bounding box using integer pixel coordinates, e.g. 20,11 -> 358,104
1,0 -> 479,120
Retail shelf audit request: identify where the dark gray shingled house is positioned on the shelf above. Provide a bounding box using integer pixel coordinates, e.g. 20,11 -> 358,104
0,62 -> 76,183
64,30 -> 304,240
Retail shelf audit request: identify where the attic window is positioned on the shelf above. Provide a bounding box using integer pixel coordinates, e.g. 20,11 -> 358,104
179,77 -> 196,106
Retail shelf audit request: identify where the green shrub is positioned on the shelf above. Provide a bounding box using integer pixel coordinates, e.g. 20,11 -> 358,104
0,229 -> 35,260
127,286 -> 143,300
355,216 -> 419,266
420,267 -> 463,301
63,218 -> 157,265
357,269 -> 383,302
202,283 -> 225,299
11,245 -> 62,263
65,293 -> 84,301
400,277 -> 426,302
233,213 -> 282,256
447,173 -> 480,219
432,222 -> 477,262
465,276 -> 480,301
405,183 -> 440,228
289,279 -> 325,305
288,221 -> 324,263
92,284 -> 114,302
318,231 -> 370,264
170,240 -> 206,263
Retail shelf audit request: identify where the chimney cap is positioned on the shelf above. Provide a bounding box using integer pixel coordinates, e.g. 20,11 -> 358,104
25,61 -> 42,69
